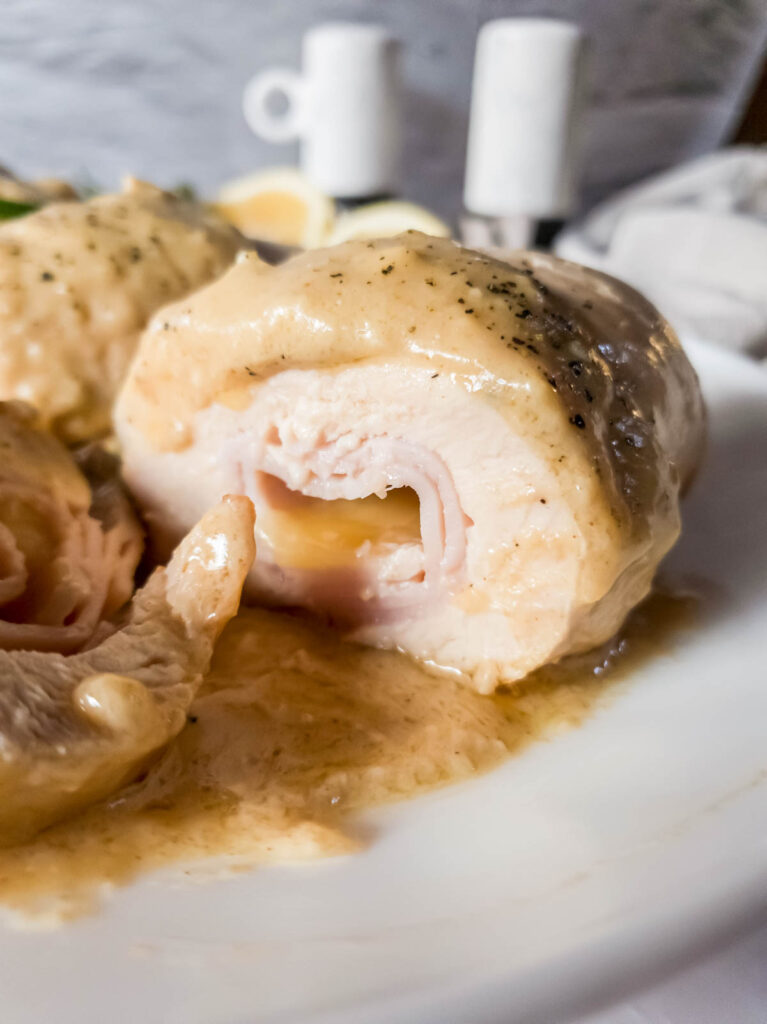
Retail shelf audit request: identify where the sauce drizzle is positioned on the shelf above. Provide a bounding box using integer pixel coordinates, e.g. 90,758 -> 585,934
0,590 -> 695,925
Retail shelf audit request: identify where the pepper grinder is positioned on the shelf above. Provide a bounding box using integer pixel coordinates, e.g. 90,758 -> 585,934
461,19 -> 588,251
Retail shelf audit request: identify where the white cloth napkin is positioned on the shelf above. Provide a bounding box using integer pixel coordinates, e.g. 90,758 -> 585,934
555,147 -> 767,362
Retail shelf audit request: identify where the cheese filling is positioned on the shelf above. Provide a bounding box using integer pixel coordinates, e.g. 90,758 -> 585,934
255,476 -> 422,570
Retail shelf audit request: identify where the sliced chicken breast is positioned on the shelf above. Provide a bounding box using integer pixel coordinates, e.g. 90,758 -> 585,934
115,233 -> 705,692
0,495 -> 255,844
0,401 -> 142,654
0,179 -> 243,441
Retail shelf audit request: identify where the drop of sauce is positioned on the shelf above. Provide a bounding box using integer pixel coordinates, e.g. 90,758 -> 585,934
0,588 -> 697,926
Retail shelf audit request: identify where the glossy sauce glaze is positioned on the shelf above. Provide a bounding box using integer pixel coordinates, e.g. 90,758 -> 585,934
118,232 -> 704,537
0,589 -> 695,925
0,179 -> 242,441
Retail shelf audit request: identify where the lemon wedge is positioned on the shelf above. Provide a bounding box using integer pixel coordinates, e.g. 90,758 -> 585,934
214,168 -> 335,247
327,200 -> 451,245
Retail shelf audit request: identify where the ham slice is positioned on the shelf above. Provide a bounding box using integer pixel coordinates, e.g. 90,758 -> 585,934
0,494 -> 255,844
0,401 -> 142,653
115,233 -> 705,692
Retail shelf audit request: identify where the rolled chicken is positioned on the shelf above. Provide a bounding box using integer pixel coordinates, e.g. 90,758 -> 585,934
0,401 -> 142,654
116,233 -> 705,692
0,178 -> 243,441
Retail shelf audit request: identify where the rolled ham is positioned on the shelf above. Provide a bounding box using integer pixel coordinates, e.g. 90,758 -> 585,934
0,401 -> 143,654
115,233 -> 705,692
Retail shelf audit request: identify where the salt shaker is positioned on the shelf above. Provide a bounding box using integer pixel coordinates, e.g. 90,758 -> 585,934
462,18 -> 588,250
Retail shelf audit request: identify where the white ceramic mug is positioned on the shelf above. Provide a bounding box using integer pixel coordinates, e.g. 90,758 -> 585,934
243,22 -> 402,199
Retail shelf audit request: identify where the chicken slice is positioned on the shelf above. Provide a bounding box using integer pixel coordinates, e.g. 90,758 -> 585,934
0,494 -> 255,845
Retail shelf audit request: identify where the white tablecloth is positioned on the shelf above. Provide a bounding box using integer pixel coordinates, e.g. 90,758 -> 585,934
556,148 -> 767,365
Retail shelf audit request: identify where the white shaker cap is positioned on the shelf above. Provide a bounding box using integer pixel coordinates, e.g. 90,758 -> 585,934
302,23 -> 402,198
463,19 -> 587,219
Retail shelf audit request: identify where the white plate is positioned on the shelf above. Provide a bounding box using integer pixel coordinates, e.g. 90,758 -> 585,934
2,340 -> 766,1024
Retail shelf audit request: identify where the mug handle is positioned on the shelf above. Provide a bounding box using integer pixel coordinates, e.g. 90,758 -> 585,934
242,68 -> 305,143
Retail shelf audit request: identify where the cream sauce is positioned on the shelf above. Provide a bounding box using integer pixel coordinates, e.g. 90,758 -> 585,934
118,233 -> 705,537
0,589 -> 695,924
0,179 -> 242,441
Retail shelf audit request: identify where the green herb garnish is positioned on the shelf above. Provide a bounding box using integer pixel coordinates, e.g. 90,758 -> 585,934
172,182 -> 198,201
0,198 -> 38,221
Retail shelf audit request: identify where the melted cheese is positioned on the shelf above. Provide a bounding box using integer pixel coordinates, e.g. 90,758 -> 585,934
0,590 -> 694,925
257,486 -> 422,569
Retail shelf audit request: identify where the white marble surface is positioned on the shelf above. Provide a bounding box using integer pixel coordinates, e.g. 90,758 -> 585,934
2,0 -> 766,218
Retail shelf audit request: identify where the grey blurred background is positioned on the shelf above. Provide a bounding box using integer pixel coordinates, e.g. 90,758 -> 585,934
2,0 -> 767,221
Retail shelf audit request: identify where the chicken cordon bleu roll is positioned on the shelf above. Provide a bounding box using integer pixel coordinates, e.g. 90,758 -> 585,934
0,178 -> 243,442
115,233 -> 705,692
